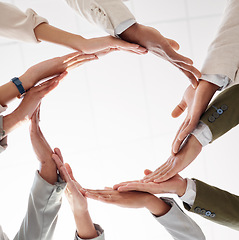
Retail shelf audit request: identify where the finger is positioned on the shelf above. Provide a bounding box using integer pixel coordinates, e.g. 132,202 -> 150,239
171,99 -> 187,118
144,169 -> 153,176
53,148 -> 64,162
166,38 -> 180,51
62,52 -> 83,63
172,118 -> 190,154
113,180 -> 139,190
154,166 -> 179,183
67,54 -> 97,66
52,154 -> 71,182
178,119 -> 198,141
180,69 -> 198,89
104,187 -> 113,190
85,189 -> 115,195
64,163 -> 76,181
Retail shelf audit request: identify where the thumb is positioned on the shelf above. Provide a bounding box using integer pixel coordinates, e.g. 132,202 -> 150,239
171,99 -> 187,118
144,169 -> 153,176
166,38 -> 180,51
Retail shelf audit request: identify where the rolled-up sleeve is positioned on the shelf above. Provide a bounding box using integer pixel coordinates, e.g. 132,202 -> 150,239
0,2 -> 48,43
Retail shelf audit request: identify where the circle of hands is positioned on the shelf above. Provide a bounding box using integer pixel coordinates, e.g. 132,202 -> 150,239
16,27 -> 207,232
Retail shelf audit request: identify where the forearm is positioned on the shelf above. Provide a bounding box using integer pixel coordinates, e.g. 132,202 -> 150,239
34,23 -> 86,51
0,74 -> 37,106
74,210 -> 98,239
3,111 -> 25,136
145,195 -> 171,217
30,128 -> 58,185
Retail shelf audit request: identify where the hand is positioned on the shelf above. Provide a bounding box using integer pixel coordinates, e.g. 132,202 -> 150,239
52,148 -> 88,213
15,72 -> 67,122
120,23 -> 201,88
143,135 -> 202,183
114,170 -> 187,197
84,188 -> 153,209
30,105 -> 57,184
30,105 -> 53,163
84,187 -> 171,216
79,36 -> 147,55
20,52 -> 98,90
52,149 -> 98,239
172,80 -> 219,154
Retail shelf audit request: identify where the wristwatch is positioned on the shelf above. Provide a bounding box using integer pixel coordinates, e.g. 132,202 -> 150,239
11,77 -> 26,98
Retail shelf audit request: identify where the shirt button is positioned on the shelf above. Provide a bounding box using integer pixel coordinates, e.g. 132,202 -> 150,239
200,209 -> 206,215
194,207 -> 201,213
56,186 -> 62,193
213,112 -> 219,119
210,213 -> 216,218
205,210 -> 211,217
208,116 -> 215,123
221,104 -> 228,111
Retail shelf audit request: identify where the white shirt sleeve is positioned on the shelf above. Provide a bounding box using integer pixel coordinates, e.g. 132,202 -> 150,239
201,74 -> 231,90
180,178 -> 197,208
191,121 -> 213,147
0,2 -> 48,43
115,18 -> 136,35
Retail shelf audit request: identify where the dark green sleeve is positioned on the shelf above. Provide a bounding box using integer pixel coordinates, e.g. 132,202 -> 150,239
183,179 -> 239,230
200,84 -> 239,142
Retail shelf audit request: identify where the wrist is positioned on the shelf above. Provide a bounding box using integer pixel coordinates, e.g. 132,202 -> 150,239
119,23 -> 141,43
19,72 -> 35,91
176,178 -> 187,197
145,195 -> 171,217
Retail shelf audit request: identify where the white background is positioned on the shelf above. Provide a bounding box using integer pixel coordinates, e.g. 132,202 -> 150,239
0,0 -> 238,239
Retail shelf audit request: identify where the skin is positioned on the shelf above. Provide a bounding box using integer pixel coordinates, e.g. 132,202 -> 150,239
0,52 -> 97,106
120,23 -> 201,88
84,188 -> 171,217
143,134 -> 202,183
34,23 -> 147,55
1,52 -> 97,138
171,80 -> 219,154
52,149 -> 98,239
113,170 -> 187,198
30,105 -> 57,184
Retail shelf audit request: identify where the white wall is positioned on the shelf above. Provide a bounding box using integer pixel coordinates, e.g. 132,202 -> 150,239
0,0 -> 238,239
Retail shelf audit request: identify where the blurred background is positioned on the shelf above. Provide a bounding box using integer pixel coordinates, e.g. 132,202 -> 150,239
0,0 -> 238,239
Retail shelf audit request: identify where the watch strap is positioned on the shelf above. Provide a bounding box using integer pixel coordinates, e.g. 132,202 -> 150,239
11,77 -> 26,97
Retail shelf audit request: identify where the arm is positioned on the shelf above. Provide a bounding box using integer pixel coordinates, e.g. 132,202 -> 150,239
143,82 -> 239,183
85,187 -> 205,240
171,0 -> 239,153
52,149 -> 103,240
0,2 -> 144,54
65,0 -> 201,87
0,51 -> 96,140
14,106 -> 67,240
114,171 -> 239,231
184,179 -> 239,231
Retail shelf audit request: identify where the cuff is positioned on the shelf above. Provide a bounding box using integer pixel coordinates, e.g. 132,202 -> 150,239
180,178 -> 196,207
115,18 -> 136,36
191,121 -> 212,147
75,224 -> 104,240
154,197 -> 205,240
200,74 -> 231,90
32,171 -> 67,203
